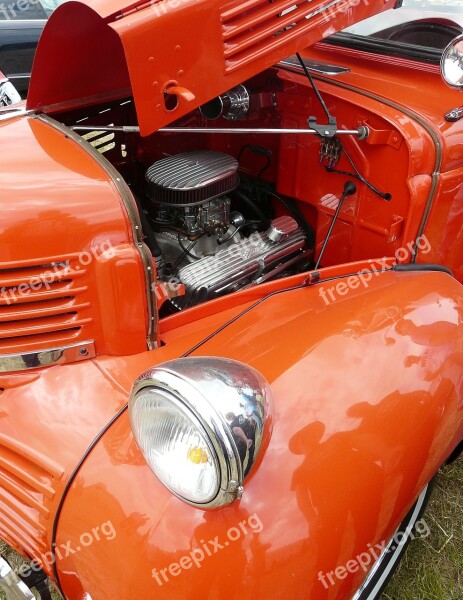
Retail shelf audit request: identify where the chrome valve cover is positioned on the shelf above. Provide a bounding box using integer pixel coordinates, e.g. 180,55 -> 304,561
177,217 -> 308,307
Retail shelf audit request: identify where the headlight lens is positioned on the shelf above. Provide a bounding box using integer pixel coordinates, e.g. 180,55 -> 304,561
130,387 -> 219,503
129,357 -> 273,509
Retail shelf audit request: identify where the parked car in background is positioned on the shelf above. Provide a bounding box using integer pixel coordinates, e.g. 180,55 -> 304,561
0,69 -> 20,105
0,0 -> 65,96
0,1 -> 463,599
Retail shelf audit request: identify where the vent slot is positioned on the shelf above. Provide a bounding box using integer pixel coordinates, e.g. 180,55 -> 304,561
0,434 -> 64,560
221,0 -> 347,73
0,256 -> 93,355
82,128 -> 116,154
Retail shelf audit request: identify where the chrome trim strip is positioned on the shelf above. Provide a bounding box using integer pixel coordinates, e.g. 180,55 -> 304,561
36,114 -> 158,349
0,108 -> 31,122
70,125 -> 139,133
351,484 -> 429,600
0,556 -> 35,600
0,341 -> 96,373
277,57 -> 350,76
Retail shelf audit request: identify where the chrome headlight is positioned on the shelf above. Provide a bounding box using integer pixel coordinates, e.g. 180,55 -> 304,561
129,357 -> 273,509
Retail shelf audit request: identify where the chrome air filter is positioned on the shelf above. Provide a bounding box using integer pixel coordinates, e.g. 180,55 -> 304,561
146,150 -> 239,207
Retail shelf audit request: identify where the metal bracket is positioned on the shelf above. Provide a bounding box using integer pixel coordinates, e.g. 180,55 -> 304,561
307,115 -> 338,138
0,556 -> 35,600
445,106 -> 463,122
18,564 -> 53,600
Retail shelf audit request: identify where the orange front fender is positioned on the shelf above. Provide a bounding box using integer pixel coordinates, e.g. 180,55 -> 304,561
48,269 -> 463,600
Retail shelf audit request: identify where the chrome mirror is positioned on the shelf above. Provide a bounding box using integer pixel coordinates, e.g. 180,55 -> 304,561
441,35 -> 463,89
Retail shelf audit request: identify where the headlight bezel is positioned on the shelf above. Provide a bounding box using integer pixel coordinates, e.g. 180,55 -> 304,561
130,383 -> 223,504
129,357 -> 273,509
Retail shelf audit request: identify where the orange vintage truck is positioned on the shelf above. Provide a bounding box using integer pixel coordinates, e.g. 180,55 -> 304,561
1,1 -> 463,599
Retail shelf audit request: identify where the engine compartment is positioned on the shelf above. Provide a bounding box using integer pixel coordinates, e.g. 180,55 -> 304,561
59,63 -> 427,314
142,148 -> 311,310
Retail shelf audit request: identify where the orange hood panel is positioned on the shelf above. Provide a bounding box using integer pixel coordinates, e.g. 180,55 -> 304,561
27,0 -> 395,136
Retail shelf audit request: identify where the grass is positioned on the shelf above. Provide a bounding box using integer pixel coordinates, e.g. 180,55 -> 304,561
1,458 -> 461,599
383,457 -> 463,600
0,541 -> 61,600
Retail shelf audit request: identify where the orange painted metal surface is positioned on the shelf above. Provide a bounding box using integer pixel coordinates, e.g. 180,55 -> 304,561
301,42 -> 463,279
1,1 -> 463,599
0,116 -> 148,356
0,360 -> 129,564
27,0 -> 395,135
273,70 -> 435,268
48,269 -> 463,600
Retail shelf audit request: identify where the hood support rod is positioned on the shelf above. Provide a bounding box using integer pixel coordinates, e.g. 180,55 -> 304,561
70,125 -> 369,139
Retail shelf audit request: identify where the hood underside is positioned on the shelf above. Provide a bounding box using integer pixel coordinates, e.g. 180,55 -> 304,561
27,0 -> 394,136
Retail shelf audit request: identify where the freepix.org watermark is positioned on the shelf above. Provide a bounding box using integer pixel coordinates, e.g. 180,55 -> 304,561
152,513 -> 263,586
152,230 -> 268,300
318,234 -> 432,306
0,0 -> 42,20
150,0 -> 199,18
0,240 -> 115,306
317,517 -> 431,589
150,0 -> 370,20
16,520 -> 116,578
322,0 -> 371,20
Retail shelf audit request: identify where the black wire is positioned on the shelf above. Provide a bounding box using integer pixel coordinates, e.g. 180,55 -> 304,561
50,403 -> 129,596
325,166 -> 392,200
49,261 -> 397,596
235,189 -> 270,227
182,266 -> 398,356
327,140 -> 392,201
49,279 -> 308,594
182,281 -> 309,356
237,144 -> 272,180
175,234 -> 202,266
295,52 -> 391,201
256,162 -> 271,180
218,224 -> 248,245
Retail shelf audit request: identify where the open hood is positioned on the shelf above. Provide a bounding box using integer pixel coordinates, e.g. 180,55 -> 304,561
27,0 -> 395,136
